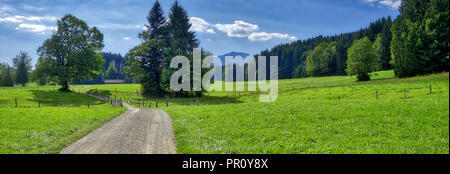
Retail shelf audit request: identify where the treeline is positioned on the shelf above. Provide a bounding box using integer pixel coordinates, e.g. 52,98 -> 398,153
74,52 -> 138,84
126,0 -> 210,97
391,0 -> 448,77
256,17 -> 393,79
258,0 -> 448,80
0,51 -> 32,87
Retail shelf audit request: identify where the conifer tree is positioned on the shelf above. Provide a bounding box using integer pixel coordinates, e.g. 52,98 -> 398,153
163,0 -> 200,97
12,51 -> 32,86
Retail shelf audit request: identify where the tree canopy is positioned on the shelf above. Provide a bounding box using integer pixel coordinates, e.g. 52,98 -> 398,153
12,51 -> 32,86
346,37 -> 379,81
36,14 -> 104,90
391,0 -> 449,78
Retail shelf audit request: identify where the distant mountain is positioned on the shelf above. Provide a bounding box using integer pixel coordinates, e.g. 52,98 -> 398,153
217,52 -> 251,66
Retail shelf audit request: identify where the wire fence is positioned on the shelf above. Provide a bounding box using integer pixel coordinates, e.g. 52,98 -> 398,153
1,84 -> 448,108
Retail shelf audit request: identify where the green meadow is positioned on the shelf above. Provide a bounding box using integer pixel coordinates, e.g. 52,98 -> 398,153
71,70 -> 449,154
0,85 -> 126,154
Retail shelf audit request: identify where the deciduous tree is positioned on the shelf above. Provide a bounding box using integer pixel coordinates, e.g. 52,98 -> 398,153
37,14 -> 104,91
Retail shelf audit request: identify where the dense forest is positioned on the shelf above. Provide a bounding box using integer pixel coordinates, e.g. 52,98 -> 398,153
257,0 -> 448,80
256,17 -> 393,79
74,52 -> 138,84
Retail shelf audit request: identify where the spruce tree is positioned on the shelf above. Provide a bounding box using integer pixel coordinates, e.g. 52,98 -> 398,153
379,17 -> 392,70
12,51 -> 32,86
141,0 -> 168,96
163,0 -> 200,97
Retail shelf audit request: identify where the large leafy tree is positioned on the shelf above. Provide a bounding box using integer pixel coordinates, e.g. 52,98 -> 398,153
12,51 -> 32,86
306,42 -> 337,76
37,14 -> 104,91
346,37 -> 379,81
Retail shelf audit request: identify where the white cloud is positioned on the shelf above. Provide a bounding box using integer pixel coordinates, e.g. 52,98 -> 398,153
94,23 -> 145,30
248,32 -> 298,41
0,16 -> 23,23
363,0 -> 401,9
0,15 -> 57,23
15,23 -> 56,34
23,16 -> 57,22
0,14 -> 58,34
215,20 -> 259,38
123,37 -> 131,40
189,17 -> 215,34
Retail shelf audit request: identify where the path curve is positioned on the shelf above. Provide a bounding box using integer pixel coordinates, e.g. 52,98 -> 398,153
60,103 -> 176,154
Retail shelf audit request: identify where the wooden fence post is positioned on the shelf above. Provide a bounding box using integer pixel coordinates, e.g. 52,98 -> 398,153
430,85 -> 432,94
156,100 -> 158,108
15,98 -> 17,108
88,102 -> 90,108
404,89 -> 406,99
166,96 -> 169,107
196,96 -> 199,106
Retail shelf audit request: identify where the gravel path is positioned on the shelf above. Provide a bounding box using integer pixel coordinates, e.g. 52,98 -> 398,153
59,103 -> 176,154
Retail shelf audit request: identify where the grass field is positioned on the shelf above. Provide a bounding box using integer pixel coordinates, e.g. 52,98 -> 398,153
71,70 -> 449,154
1,70 -> 448,154
0,85 -> 127,154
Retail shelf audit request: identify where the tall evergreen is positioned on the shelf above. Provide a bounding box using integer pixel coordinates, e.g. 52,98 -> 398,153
163,0 -> 200,97
12,51 -> 32,86
130,0 -> 168,96
379,17 -> 392,70
391,0 -> 448,77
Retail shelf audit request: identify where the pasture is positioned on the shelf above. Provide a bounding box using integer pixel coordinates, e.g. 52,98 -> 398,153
72,70 -> 449,154
0,85 -> 126,153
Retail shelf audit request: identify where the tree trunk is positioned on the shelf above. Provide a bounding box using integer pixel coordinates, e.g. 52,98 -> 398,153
61,81 -> 69,91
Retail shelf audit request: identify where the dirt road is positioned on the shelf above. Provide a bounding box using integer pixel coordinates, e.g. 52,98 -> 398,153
59,103 -> 176,154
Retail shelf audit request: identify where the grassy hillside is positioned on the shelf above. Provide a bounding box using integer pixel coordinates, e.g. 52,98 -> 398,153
0,85 -> 126,154
72,70 -> 449,154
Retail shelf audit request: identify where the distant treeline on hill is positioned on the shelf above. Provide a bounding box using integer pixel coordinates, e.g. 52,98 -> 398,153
257,0 -> 449,80
255,17 -> 393,79
74,52 -> 138,85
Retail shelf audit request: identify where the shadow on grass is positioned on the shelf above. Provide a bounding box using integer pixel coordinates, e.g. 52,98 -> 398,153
30,90 -> 106,107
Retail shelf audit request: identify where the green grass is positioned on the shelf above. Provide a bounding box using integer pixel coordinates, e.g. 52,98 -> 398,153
0,85 -> 127,154
2,70 -> 447,154
72,70 -> 449,154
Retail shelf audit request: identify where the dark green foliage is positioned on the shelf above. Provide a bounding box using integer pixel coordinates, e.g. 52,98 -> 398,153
391,0 -> 449,78
127,1 -> 209,97
258,18 -> 392,79
12,51 -> 32,86
127,0 -> 168,97
306,42 -> 338,76
0,63 -> 14,87
164,1 -> 203,97
379,17 -> 393,70
74,52 -> 135,85
36,14 -> 105,90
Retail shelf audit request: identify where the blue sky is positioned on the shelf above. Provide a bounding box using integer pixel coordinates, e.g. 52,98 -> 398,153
0,0 -> 400,66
